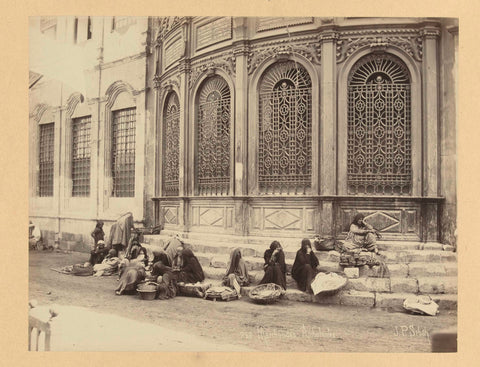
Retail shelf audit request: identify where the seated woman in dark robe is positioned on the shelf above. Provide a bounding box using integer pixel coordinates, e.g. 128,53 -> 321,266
151,259 -> 177,299
292,238 -> 319,294
222,248 -> 250,297
174,248 -> 205,284
115,261 -> 146,295
259,241 -> 287,290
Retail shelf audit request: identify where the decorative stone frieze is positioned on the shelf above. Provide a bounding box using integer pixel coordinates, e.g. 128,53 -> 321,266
247,35 -> 321,74
188,52 -> 236,89
336,29 -> 424,63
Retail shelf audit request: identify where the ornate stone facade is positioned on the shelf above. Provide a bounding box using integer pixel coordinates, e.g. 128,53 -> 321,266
29,17 -> 458,249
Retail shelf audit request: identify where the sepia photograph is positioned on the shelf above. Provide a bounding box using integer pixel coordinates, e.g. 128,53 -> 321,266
28,15 -> 458,353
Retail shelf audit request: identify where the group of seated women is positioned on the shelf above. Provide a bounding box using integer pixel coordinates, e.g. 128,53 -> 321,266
91,212 -> 381,298
257,238 -> 319,294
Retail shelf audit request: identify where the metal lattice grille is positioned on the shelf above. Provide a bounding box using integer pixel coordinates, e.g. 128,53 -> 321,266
258,61 -> 312,194
163,92 -> 180,196
347,54 -> 411,195
39,123 -> 54,197
196,76 -> 231,196
72,116 -> 91,197
112,108 -> 136,197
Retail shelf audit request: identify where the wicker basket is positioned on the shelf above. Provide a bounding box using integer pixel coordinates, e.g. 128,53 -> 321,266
137,282 -> 158,300
249,283 -> 285,304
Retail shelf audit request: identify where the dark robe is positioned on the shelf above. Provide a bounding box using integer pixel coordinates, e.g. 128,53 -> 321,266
91,226 -> 105,245
88,243 -> 109,265
175,249 -> 204,283
259,248 -> 287,290
151,262 -> 177,299
292,249 -> 319,292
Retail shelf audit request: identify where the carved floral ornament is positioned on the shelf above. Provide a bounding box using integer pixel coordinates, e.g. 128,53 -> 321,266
31,103 -> 49,122
156,16 -> 184,42
335,28 -> 439,64
247,36 -> 321,74
158,78 -> 181,102
188,53 -> 236,90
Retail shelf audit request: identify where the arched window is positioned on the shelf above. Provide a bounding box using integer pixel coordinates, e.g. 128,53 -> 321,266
258,61 -> 312,194
163,92 -> 180,196
38,122 -> 55,197
196,75 -> 231,195
347,54 -> 411,195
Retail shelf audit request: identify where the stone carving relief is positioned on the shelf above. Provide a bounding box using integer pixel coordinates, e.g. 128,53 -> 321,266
248,36 -> 321,74
336,29 -> 425,63
157,16 -> 183,41
188,52 -> 236,89
31,103 -> 50,122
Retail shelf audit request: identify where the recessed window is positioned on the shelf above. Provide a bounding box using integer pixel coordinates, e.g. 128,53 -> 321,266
39,123 -> 55,197
87,17 -> 92,40
258,61 -> 312,194
163,92 -> 180,196
72,116 -> 91,197
195,76 -> 231,196
112,107 -> 136,197
347,53 -> 412,195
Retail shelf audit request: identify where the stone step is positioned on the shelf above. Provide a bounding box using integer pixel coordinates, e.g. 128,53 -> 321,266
144,237 -> 457,265
146,232 -> 453,252
234,287 -> 456,310
344,276 -> 457,294
196,251 -> 457,277
202,266 -> 456,294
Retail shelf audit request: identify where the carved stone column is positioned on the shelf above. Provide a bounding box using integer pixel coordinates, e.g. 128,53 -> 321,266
319,28 -> 338,196
233,17 -> 249,235
422,25 -> 440,197
178,59 -> 190,231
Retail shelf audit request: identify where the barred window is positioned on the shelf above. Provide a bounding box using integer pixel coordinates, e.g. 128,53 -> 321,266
72,116 -> 91,197
347,54 -> 411,195
258,61 -> 312,194
196,76 -> 231,196
112,16 -> 136,31
39,123 -> 55,197
163,92 -> 180,196
112,108 -> 136,197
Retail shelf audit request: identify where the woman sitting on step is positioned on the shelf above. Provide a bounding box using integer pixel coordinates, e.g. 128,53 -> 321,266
344,213 -> 381,254
259,241 -> 287,290
222,248 -> 250,297
173,248 -> 205,284
292,239 -> 319,294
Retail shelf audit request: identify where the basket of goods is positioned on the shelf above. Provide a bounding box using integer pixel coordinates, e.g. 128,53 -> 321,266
137,282 -> 158,300
177,282 -> 211,298
310,272 -> 348,296
248,283 -> 285,304
204,286 -> 239,302
72,263 -> 94,276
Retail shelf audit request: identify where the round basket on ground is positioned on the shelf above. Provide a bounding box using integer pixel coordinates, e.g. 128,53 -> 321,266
248,283 -> 285,305
137,282 -> 158,300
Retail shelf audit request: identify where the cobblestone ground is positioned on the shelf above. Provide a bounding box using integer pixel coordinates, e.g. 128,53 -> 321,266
29,251 -> 457,352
